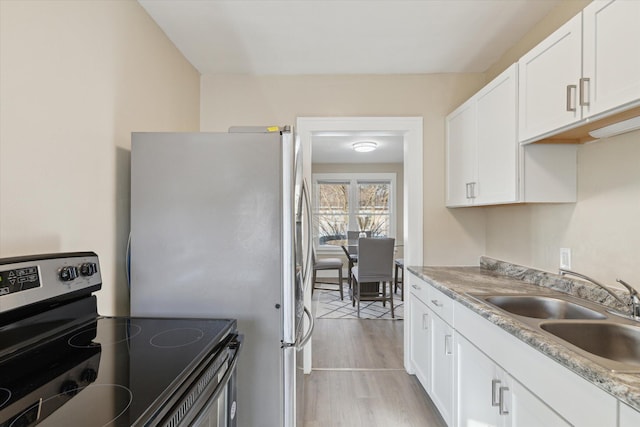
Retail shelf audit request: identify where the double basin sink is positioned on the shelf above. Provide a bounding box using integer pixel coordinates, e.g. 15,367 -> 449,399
470,293 -> 640,373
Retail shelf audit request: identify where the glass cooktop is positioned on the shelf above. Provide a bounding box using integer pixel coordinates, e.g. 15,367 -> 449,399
0,298 -> 236,426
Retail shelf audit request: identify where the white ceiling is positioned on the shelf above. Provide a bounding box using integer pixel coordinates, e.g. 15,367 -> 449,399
138,0 -> 561,163
138,0 -> 560,75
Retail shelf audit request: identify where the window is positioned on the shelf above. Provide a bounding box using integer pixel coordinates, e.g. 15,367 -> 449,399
313,173 -> 396,248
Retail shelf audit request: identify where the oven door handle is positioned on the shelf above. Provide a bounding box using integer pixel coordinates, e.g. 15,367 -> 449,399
191,334 -> 244,426
215,334 -> 243,402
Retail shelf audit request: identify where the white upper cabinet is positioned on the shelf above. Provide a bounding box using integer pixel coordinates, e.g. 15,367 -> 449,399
446,66 -> 516,207
518,14 -> 582,143
582,0 -> 640,117
446,64 -> 577,208
475,66 -> 518,205
445,99 -> 477,207
519,0 -> 640,144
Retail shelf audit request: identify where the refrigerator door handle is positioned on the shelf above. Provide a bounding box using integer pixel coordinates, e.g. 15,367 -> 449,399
301,179 -> 313,290
297,306 -> 315,349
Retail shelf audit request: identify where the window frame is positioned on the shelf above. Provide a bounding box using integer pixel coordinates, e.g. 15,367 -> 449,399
312,172 -> 396,253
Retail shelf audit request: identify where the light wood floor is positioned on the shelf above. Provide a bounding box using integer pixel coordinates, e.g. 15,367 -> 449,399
304,319 -> 447,427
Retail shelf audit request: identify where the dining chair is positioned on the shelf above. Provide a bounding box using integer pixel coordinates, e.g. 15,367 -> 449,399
350,237 -> 396,318
344,230 -> 371,288
394,258 -> 404,301
312,247 -> 344,300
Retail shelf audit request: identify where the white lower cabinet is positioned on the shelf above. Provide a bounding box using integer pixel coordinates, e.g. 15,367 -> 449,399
456,334 -> 503,426
408,272 -> 627,427
408,273 -> 454,425
456,334 -> 570,427
430,311 -> 454,426
409,295 -> 431,390
619,402 -> 640,427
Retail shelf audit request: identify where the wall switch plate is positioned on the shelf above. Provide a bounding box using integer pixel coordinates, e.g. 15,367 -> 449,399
560,248 -> 571,269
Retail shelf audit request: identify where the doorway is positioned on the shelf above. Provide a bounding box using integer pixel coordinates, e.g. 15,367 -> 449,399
296,116 -> 424,373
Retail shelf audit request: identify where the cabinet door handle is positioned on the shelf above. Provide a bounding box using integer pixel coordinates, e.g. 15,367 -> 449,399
430,299 -> 443,308
470,182 -> 476,199
465,183 -> 470,199
444,334 -> 453,355
499,386 -> 510,415
411,284 -> 420,290
566,84 -> 577,112
491,379 -> 501,407
422,313 -> 429,330
579,77 -> 590,106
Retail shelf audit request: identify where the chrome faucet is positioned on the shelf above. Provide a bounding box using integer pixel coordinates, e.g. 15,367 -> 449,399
559,269 -> 640,320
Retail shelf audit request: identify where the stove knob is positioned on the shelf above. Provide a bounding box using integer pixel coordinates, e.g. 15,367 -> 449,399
80,368 -> 98,383
80,262 -> 97,277
59,266 -> 79,282
60,380 -> 79,396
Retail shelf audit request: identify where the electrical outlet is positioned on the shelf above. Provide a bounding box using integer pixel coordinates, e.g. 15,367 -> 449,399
560,248 -> 571,269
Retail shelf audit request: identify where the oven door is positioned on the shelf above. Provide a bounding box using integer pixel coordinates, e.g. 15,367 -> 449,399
166,334 -> 243,427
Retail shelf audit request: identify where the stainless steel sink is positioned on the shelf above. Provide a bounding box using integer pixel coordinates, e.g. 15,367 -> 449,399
540,322 -> 640,371
481,295 -> 607,320
469,291 -> 640,372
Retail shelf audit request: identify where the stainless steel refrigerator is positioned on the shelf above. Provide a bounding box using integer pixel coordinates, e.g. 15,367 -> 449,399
129,127 -> 313,427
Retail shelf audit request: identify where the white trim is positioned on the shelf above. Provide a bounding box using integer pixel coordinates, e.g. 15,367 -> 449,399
296,116 -> 423,375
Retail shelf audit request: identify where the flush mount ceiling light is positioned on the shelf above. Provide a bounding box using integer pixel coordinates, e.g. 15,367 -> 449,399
352,141 -> 378,152
588,116 -> 640,139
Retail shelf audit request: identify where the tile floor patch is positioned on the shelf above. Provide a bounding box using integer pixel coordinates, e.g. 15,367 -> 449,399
314,289 -> 404,320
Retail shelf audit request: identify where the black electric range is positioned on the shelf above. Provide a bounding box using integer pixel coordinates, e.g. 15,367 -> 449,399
0,252 -> 242,427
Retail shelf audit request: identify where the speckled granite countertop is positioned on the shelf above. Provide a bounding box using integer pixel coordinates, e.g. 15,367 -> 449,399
407,257 -> 640,412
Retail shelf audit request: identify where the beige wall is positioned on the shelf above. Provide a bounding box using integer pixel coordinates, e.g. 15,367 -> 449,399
485,0 -> 591,81
484,0 -> 640,284
201,73 -> 488,266
312,162 -> 405,258
485,130 -> 640,283
0,0 -> 200,315
2,0 -> 621,319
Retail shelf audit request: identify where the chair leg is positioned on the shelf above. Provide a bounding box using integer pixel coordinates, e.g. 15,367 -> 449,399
352,276 -> 356,307
394,264 -> 399,294
355,279 -> 360,317
389,281 -> 395,319
400,266 -> 404,301
381,280 -> 386,307
338,267 -> 343,300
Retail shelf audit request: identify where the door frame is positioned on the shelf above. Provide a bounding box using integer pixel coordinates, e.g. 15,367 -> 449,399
296,116 -> 423,373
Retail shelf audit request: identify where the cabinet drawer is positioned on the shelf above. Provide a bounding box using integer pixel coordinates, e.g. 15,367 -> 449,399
408,273 -> 430,305
428,286 -> 454,326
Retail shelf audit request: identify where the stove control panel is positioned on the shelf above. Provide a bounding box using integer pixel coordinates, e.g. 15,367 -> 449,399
0,252 -> 101,315
0,265 -> 41,296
